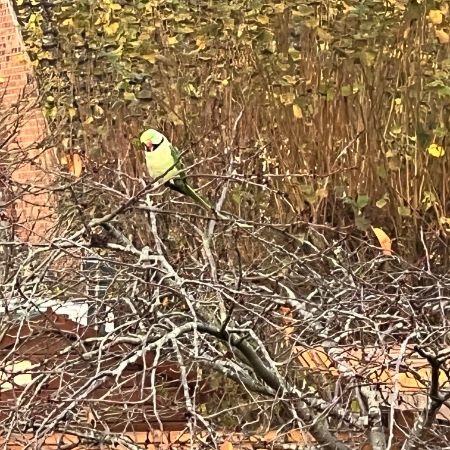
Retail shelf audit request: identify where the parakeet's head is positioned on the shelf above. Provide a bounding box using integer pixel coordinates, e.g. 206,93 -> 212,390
140,129 -> 166,152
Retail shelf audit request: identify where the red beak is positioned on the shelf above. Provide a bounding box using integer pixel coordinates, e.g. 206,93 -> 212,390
145,141 -> 153,152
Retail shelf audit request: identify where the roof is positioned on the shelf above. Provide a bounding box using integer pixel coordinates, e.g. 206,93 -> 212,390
0,308 -> 199,432
296,345 -> 450,420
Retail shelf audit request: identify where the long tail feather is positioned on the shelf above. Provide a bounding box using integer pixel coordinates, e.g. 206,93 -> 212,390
169,178 -> 252,229
169,178 -> 212,211
184,183 -> 212,211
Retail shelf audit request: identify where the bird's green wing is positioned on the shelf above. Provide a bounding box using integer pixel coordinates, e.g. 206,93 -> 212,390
170,145 -> 185,174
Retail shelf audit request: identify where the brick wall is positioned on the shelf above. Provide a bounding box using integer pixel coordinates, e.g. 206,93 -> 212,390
0,0 -> 55,242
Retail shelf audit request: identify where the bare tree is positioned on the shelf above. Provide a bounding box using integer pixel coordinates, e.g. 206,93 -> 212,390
1,92 -> 450,450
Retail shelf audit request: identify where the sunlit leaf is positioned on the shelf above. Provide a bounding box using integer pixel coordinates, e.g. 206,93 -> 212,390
429,10 -> 443,24
123,92 -> 137,101
184,83 -> 201,98
68,107 -> 77,119
141,53 -> 156,63
273,3 -> 286,13
93,105 -> 104,118
177,26 -> 194,33
196,36 -> 207,50
61,18 -> 74,27
292,104 -> 302,119
371,227 -> 392,256
104,22 -> 120,35
256,15 -> 270,25
167,36 -> 178,45
288,46 -> 301,61
376,194 -> 389,208
68,153 -> 83,177
427,143 -> 445,157
439,216 -> 450,231
282,75 -> 298,85
398,206 -> 411,217
435,28 -> 450,43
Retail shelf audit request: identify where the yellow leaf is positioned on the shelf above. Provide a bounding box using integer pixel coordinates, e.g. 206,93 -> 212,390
371,227 -> 392,256
83,116 -> 94,125
167,36 -> 178,45
196,36 -> 207,50
429,10 -> 443,24
62,18 -> 74,27
110,3 -> 122,10
292,104 -> 303,119
68,153 -> 83,178
288,46 -> 301,61
123,92 -> 137,101
273,3 -> 286,13
435,28 -> 449,43
427,143 -> 445,157
141,53 -> 156,64
68,107 -> 77,118
256,15 -> 270,25
178,26 -> 194,33
439,216 -> 450,231
282,75 -> 298,85
103,22 -> 119,35
280,92 -> 295,105
93,105 -> 104,118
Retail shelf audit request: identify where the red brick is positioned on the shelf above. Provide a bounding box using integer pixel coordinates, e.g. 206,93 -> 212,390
0,0 -> 55,243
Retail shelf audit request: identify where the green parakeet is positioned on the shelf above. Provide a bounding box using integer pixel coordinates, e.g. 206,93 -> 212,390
139,129 -> 212,211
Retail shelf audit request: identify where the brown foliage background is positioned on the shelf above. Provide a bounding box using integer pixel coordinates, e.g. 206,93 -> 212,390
14,0 -> 449,266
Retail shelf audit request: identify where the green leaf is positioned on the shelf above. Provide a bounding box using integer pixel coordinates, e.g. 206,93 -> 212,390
351,399 -> 360,413
376,195 -> 389,209
356,194 -> 369,209
398,206 -> 411,217
231,187 -> 242,205
341,85 -> 353,96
